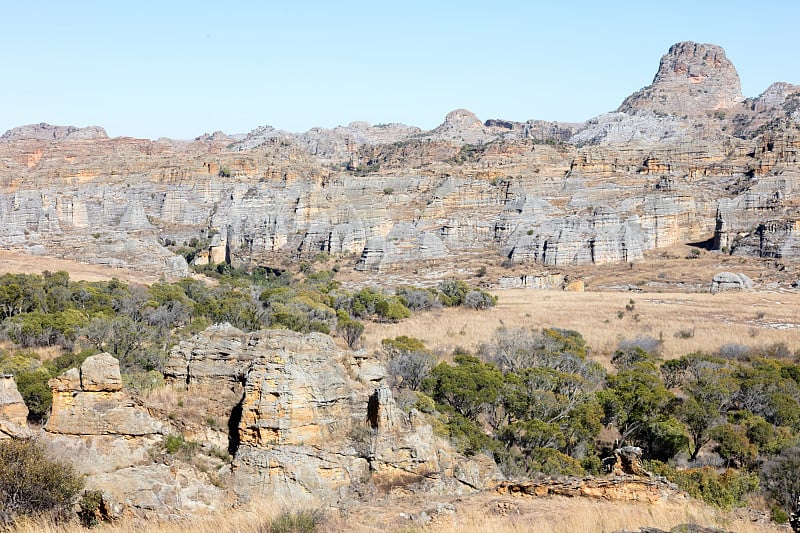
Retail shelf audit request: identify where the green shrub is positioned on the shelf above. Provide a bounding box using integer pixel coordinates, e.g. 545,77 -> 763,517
648,462 -> 758,508
164,434 -> 199,458
165,434 -> 184,454
77,489 -> 106,528
0,439 -> 83,521
14,370 -> 52,423
374,297 -> 411,322
336,310 -> 364,349
264,508 -> 325,533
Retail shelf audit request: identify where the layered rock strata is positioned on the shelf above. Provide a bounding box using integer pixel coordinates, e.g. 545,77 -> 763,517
165,326 -> 502,505
42,354 -> 223,519
1,42 -> 799,276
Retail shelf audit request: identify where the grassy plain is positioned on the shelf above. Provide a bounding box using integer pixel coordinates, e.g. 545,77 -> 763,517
363,288 -> 800,362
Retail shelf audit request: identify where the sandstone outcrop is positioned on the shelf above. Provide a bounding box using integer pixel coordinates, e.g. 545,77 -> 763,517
46,353 -> 159,435
494,475 -> 683,503
0,374 -> 31,439
41,354 -> 224,519
610,446 -> 650,477
166,326 -> 502,506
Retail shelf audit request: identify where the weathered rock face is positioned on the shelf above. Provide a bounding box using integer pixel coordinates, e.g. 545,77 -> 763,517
40,354 -> 225,519
494,476 -> 684,504
0,375 -> 31,439
166,326 -> 502,505
619,41 -> 744,117
46,353 -> 160,435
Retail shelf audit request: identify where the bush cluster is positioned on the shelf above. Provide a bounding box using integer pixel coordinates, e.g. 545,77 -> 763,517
381,327 -> 800,519
0,439 -> 83,523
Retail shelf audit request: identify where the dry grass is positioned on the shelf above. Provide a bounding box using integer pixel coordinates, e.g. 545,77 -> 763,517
0,250 -> 164,285
363,289 -> 800,361
8,492 -> 784,533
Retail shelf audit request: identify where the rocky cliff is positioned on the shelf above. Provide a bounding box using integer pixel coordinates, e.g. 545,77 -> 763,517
165,325 -> 501,507
0,41 -> 798,279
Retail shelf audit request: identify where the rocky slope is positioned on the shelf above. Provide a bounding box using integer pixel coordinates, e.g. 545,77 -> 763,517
0,328 -> 503,518
0,41 -> 798,282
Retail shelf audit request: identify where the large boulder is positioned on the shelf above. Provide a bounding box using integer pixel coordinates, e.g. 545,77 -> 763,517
710,272 -> 753,294
80,353 -> 123,392
45,354 -> 161,435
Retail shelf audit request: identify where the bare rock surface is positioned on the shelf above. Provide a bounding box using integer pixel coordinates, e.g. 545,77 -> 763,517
45,354 -> 161,435
39,353 -> 226,519
0,41 -> 798,278
0,375 -> 31,439
166,326 -> 502,505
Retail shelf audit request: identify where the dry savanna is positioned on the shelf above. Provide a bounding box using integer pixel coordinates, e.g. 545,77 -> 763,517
364,288 -> 800,363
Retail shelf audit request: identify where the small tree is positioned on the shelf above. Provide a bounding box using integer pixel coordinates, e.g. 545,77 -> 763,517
336,311 -> 364,349
0,439 -> 83,522
761,446 -> 800,516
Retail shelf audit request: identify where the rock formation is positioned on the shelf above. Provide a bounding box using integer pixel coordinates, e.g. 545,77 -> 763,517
609,446 -> 650,477
494,475 -> 682,504
0,41 -> 798,279
42,354 -> 224,519
710,272 -> 754,293
619,41 -> 744,117
0,375 -> 31,439
165,326 -> 502,506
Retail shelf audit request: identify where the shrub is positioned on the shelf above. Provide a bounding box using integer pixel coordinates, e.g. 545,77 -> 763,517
463,289 -> 497,310
761,446 -> 800,515
649,462 -> 758,508
438,280 -> 471,307
0,439 -> 83,521
374,297 -> 411,322
263,508 -> 325,533
14,370 -> 52,423
395,286 -> 440,311
387,350 -> 435,391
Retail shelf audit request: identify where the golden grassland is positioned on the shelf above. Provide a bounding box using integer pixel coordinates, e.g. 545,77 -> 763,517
363,288 -> 800,362
9,493 -> 784,533
0,250 -> 164,284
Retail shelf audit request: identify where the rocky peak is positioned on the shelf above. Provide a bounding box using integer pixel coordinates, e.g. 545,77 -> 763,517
618,41 -> 744,116
431,109 -> 497,144
1,122 -> 108,141
750,82 -> 800,113
441,109 -> 483,129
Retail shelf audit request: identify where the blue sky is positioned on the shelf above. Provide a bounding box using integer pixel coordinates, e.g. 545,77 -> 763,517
2,1 -> 798,139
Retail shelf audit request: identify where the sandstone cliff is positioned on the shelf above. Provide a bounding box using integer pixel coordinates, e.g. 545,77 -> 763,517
0,41 -> 798,279
165,326 -> 502,506
41,353 -> 225,519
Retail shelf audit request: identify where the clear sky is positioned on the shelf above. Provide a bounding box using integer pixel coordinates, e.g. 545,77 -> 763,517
2,1 -> 798,139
